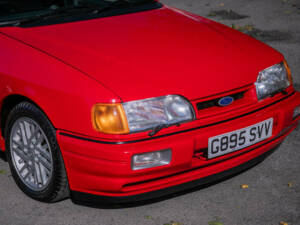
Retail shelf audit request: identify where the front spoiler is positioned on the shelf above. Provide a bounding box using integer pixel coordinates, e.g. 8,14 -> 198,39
71,144 -> 280,207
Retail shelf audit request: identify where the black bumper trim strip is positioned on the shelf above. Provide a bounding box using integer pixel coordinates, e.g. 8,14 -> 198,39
71,145 -> 279,206
60,92 -> 295,145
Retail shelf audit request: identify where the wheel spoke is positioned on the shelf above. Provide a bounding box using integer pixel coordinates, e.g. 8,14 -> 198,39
12,146 -> 29,161
34,162 -> 43,186
19,163 -> 28,175
24,121 -> 32,141
12,139 -> 25,149
37,156 -> 51,172
35,133 -> 45,146
28,126 -> 39,142
32,166 -> 39,185
19,122 -> 28,146
36,145 -> 51,162
40,165 -> 48,185
23,170 -> 31,181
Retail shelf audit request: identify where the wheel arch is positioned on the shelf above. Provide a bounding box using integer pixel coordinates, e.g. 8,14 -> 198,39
0,94 -> 53,138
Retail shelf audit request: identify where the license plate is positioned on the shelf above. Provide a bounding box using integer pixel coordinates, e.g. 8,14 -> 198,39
208,118 -> 273,159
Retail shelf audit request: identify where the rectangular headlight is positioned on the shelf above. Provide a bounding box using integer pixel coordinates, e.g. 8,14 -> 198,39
123,95 -> 195,133
132,149 -> 172,170
255,62 -> 292,100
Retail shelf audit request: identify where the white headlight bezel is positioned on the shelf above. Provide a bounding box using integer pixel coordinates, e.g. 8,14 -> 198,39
123,95 -> 195,133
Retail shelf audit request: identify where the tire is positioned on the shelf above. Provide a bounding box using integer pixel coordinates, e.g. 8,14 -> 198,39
5,101 -> 69,202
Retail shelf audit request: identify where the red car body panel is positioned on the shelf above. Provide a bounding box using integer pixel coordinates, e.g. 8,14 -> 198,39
0,31 -> 121,140
0,3 -> 300,202
0,6 -> 283,103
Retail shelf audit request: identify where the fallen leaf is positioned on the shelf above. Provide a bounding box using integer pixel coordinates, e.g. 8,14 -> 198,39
164,221 -> 182,225
231,24 -> 241,30
280,221 -> 288,225
218,3 -> 225,7
171,222 -> 181,225
244,24 -> 254,32
208,12 -> 217,17
287,182 -> 293,187
241,184 -> 249,189
284,10 -> 292,14
208,221 -> 223,225
0,170 -> 5,174
145,215 -> 152,220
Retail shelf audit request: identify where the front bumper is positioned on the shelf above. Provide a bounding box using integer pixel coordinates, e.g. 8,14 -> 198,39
57,91 -> 300,203
71,144 -> 280,205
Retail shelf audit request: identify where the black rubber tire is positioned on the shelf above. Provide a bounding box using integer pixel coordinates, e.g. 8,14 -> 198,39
5,101 -> 69,202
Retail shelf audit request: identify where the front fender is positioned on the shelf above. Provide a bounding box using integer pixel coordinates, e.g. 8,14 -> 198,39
0,32 -> 121,138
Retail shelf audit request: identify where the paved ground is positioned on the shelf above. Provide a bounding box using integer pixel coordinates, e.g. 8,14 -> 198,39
0,1 -> 300,225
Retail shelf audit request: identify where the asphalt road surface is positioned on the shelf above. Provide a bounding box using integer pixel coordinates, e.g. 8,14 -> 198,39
0,0 -> 299,225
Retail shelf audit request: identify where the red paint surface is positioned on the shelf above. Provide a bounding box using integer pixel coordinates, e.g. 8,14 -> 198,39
0,4 -> 299,198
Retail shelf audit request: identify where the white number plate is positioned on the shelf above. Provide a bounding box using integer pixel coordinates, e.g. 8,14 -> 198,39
208,118 -> 273,159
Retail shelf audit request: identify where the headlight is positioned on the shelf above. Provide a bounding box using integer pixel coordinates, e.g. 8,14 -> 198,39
255,61 -> 293,100
92,95 -> 195,134
123,95 -> 195,133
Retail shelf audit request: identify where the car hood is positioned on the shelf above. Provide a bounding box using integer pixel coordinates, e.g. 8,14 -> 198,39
1,6 -> 283,102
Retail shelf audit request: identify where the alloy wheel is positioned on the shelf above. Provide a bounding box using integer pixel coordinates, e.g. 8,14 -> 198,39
9,117 -> 53,191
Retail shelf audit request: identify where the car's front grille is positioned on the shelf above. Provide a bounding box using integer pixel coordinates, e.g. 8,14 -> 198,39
196,91 -> 245,110
192,84 -> 257,120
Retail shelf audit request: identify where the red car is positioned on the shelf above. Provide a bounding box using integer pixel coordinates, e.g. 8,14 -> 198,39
0,0 -> 300,205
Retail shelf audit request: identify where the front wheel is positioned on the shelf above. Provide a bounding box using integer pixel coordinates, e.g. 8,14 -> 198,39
5,102 -> 69,202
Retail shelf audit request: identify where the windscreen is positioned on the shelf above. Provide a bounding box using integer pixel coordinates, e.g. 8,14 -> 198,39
0,0 -> 160,25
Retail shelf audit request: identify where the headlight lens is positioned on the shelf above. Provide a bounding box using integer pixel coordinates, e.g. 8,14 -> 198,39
123,95 -> 195,132
255,61 -> 293,100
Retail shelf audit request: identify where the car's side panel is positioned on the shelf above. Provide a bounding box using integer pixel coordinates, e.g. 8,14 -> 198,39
0,33 -> 121,141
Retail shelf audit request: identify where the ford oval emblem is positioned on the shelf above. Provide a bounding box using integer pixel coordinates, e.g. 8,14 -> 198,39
218,96 -> 234,107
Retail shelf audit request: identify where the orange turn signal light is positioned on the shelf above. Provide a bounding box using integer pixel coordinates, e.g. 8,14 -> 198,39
92,103 -> 129,134
283,60 -> 293,85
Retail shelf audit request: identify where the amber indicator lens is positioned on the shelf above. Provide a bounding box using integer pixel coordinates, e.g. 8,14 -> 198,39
283,60 -> 293,85
92,104 -> 129,134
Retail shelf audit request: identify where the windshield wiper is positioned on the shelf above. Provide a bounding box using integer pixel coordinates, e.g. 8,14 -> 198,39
0,20 -> 21,27
148,123 -> 181,137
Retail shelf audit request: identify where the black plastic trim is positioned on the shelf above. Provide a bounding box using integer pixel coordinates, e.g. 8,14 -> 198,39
71,144 -> 280,206
59,92 -> 295,145
197,91 -> 244,110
